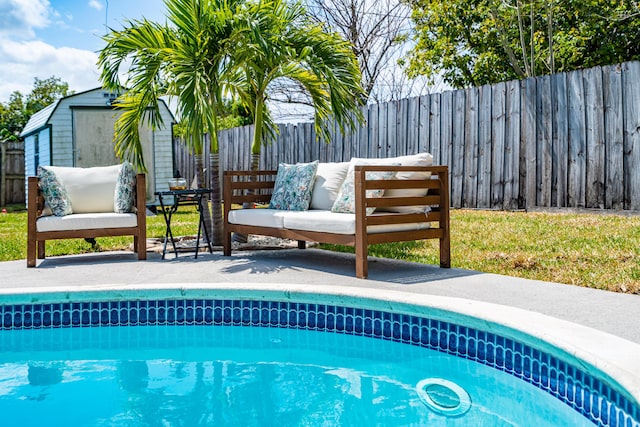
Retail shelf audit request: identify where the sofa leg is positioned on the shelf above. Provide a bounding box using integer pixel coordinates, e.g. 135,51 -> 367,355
38,241 -> 45,259
223,230 -> 232,256
136,235 -> 147,260
297,240 -> 306,249
27,240 -> 37,267
355,240 -> 368,279
440,236 -> 451,268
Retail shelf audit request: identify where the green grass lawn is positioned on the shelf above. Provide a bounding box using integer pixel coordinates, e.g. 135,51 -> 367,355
1,205 -> 639,294
323,210 -> 640,294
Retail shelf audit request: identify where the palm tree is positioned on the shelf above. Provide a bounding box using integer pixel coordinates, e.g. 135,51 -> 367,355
98,0 -> 241,245
229,0 -> 365,173
99,0 -> 364,245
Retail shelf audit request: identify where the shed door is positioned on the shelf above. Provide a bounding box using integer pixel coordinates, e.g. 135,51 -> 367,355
73,109 -> 155,199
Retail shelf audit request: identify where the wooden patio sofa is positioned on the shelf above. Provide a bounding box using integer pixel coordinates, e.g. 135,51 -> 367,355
223,162 -> 450,279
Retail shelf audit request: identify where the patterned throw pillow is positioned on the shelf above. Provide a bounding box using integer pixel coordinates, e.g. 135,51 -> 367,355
37,166 -> 73,216
331,168 -> 396,214
269,160 -> 319,211
114,161 -> 137,213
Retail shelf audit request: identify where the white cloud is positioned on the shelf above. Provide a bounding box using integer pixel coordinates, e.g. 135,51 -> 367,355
88,0 -> 103,11
0,0 -> 51,38
0,39 -> 100,101
0,0 -> 168,103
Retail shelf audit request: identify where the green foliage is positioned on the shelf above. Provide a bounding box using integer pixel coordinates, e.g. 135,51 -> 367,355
97,0 -> 364,247
173,98 -> 253,137
0,76 -> 72,142
25,77 -> 71,113
405,0 -> 640,88
98,0 -> 243,167
0,92 -> 26,142
98,0 -> 364,164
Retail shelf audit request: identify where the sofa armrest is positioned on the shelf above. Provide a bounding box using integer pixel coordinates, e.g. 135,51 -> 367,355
353,164 -> 450,270
353,165 -> 448,216
27,177 -> 42,265
27,176 -> 46,217
353,164 -> 450,229
135,172 -> 146,235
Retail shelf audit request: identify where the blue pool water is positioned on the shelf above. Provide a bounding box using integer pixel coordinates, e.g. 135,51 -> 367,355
0,296 -> 638,426
1,325 -> 590,426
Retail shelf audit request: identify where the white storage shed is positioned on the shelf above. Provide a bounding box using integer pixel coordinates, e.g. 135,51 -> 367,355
20,87 -> 176,204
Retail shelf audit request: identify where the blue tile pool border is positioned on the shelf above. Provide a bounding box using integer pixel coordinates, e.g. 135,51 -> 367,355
1,298 -> 638,427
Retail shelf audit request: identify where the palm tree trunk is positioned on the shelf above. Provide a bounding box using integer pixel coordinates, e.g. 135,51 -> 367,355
250,151 -> 260,173
209,152 -> 223,246
194,153 -> 214,245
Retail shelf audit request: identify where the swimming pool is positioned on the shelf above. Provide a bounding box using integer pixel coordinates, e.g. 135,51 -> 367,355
0,284 -> 639,426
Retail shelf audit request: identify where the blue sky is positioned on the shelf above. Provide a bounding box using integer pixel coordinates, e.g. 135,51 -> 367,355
0,0 -> 167,101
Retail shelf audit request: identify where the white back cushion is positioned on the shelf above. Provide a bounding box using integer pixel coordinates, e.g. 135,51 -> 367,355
46,165 -> 122,213
310,162 -> 350,210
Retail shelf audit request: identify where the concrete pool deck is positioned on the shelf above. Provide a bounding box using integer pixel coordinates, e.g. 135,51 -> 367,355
1,248 -> 638,344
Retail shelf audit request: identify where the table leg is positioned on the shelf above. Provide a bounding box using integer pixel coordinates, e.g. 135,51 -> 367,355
201,195 -> 212,254
195,193 -> 212,258
159,194 -> 179,259
195,194 -> 201,259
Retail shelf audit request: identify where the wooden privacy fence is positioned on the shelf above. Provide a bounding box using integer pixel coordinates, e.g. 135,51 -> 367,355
174,60 -> 640,211
0,140 -> 25,206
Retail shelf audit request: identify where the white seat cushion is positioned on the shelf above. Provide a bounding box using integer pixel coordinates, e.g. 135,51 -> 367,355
228,208 -> 431,235
36,213 -> 138,232
45,164 -> 122,213
227,209 -> 287,228
282,210 -> 431,235
283,210 -> 357,234
310,162 -> 350,210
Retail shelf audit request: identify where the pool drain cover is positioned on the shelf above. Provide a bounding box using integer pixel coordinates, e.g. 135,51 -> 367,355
416,378 -> 471,416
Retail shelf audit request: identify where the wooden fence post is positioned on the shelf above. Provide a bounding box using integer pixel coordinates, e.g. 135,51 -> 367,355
1,140 -> 5,207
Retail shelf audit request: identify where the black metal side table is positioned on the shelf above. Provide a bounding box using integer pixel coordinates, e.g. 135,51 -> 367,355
155,188 -> 213,259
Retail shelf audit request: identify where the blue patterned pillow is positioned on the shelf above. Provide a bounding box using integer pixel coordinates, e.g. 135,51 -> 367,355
37,166 -> 73,216
114,161 -> 137,213
331,168 -> 397,214
269,161 -> 319,211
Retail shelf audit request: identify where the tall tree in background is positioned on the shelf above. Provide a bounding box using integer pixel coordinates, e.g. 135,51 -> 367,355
269,0 -> 434,105
25,77 -> 71,113
0,93 -> 26,142
0,76 -> 71,142
223,0 -> 363,242
305,0 -> 411,103
405,0 -> 640,88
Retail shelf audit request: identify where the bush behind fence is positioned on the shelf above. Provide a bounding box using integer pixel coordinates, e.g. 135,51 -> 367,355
174,60 -> 640,211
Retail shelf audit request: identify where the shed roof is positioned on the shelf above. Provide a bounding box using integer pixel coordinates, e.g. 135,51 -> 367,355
20,101 -> 58,137
20,87 -> 176,139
